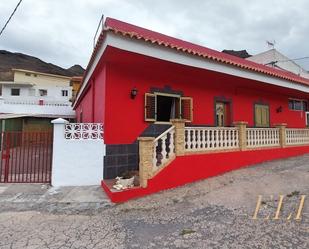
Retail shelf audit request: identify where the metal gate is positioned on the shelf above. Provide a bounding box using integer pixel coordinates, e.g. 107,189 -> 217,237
0,131 -> 53,183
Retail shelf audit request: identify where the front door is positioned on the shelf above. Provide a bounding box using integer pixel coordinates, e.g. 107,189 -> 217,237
216,102 -> 228,127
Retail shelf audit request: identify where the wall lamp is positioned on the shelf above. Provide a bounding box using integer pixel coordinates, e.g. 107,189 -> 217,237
131,87 -> 138,99
276,106 -> 283,113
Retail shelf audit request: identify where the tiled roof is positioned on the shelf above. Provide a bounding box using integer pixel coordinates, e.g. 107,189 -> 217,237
104,17 -> 309,86
77,17 -> 309,104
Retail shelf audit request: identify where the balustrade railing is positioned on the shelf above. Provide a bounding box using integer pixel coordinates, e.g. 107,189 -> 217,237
246,128 -> 280,148
286,128 -> 309,145
153,126 -> 175,168
139,121 -> 309,188
3,99 -> 70,106
184,127 -> 239,152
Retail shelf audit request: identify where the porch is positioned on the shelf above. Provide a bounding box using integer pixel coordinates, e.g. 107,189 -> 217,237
102,120 -> 309,202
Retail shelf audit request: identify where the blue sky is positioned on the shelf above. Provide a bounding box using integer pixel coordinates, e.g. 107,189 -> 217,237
1,0 -> 309,70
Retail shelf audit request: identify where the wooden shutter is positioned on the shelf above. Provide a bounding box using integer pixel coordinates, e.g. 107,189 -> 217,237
181,97 -> 193,122
145,93 -> 156,121
262,106 -> 270,127
255,105 -> 262,127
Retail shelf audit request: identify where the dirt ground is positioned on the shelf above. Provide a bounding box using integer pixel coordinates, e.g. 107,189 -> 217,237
0,154 -> 308,249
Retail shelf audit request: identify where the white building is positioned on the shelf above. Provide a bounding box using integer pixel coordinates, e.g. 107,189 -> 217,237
0,68 -> 75,118
247,49 -> 309,79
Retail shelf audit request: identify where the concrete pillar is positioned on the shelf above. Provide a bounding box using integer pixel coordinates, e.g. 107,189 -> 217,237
137,137 -> 155,188
234,121 -> 248,151
51,118 -> 69,186
170,119 -> 186,156
274,123 -> 287,148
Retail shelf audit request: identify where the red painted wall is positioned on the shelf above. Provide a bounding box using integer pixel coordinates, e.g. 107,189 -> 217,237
76,47 -> 309,144
76,64 -> 106,125
102,146 -> 309,203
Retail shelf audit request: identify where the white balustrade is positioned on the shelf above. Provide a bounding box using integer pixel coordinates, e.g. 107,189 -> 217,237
246,128 -> 280,148
64,123 -> 104,140
184,127 -> 239,152
153,126 -> 175,168
286,128 -> 309,145
3,99 -> 70,106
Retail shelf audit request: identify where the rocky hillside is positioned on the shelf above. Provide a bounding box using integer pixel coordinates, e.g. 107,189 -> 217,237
0,50 -> 85,81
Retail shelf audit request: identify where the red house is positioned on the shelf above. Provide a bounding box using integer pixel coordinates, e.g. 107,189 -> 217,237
73,17 -> 309,202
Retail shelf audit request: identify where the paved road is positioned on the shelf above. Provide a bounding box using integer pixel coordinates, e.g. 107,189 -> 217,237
0,155 -> 309,248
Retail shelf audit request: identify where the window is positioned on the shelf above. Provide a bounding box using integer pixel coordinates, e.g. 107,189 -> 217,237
11,88 -> 20,96
255,104 -> 270,127
288,99 -> 308,111
303,101 -> 308,112
25,72 -> 31,76
62,90 -> 68,97
0,84 -> 2,96
144,93 -> 193,122
39,89 -> 48,96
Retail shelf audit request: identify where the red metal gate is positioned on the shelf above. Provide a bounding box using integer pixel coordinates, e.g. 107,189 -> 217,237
0,131 -> 53,183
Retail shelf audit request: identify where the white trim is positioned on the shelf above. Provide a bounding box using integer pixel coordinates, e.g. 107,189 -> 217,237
73,36 -> 109,108
74,32 -> 309,107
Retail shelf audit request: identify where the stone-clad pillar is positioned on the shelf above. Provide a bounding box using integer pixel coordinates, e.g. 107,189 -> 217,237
170,119 -> 186,156
274,123 -> 287,148
137,137 -> 155,188
233,121 -> 248,151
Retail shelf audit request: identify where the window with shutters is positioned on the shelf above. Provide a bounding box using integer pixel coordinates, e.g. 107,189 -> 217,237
144,93 -> 193,122
254,104 -> 270,127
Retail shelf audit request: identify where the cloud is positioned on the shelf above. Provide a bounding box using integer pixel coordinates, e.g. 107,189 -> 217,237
0,0 -> 309,69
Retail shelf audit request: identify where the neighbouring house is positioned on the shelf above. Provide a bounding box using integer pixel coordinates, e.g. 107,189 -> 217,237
0,68 -> 75,132
70,76 -> 83,102
73,17 -> 309,202
247,49 -> 309,79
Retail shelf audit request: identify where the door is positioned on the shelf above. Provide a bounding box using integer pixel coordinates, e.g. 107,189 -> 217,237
255,104 -> 270,127
216,102 -> 230,127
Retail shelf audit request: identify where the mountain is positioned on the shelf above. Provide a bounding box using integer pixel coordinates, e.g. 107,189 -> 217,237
0,50 -> 85,81
67,65 -> 85,76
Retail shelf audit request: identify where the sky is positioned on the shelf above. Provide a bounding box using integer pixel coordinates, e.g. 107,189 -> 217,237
0,0 -> 309,70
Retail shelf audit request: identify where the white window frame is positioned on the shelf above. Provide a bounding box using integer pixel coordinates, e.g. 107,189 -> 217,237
306,112 -> 309,126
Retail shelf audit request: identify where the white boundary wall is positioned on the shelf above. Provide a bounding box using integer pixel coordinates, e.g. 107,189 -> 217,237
51,118 -> 105,186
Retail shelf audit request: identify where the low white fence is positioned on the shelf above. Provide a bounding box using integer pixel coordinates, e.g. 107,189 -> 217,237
246,128 -> 280,148
51,119 -> 105,186
286,128 -> 309,145
153,126 -> 175,169
184,127 -> 239,152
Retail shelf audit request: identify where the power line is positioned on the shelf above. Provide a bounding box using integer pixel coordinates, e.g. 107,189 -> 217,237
264,56 -> 309,66
0,0 -> 23,37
